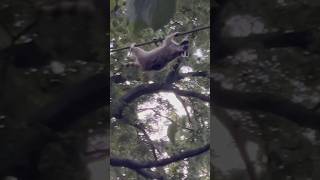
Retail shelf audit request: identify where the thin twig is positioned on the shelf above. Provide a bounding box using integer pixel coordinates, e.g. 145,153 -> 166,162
131,122 -> 160,161
110,25 -> 210,52
138,107 -> 194,132
12,17 -> 40,44
174,95 -> 192,125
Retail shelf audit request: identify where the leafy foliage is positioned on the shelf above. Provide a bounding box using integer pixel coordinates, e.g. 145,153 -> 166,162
110,0 -> 210,179
213,0 -> 320,179
0,0 -> 107,179
126,0 -> 177,32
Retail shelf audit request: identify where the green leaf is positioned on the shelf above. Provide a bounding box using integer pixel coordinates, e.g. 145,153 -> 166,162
110,0 -> 116,11
149,0 -> 176,30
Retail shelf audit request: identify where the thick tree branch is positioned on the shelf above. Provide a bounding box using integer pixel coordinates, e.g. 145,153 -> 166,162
112,84 -> 209,119
214,107 -> 258,180
214,81 -> 320,129
112,83 -> 164,119
170,88 -> 210,102
216,31 -> 314,60
110,71 -> 208,85
112,69 -> 209,119
178,71 -> 208,79
110,144 -> 209,169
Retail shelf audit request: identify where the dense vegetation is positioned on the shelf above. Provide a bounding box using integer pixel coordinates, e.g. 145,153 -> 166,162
0,0 -> 107,179
110,0 -> 210,179
213,0 -> 320,179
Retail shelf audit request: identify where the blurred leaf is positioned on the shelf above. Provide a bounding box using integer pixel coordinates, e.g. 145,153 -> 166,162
110,0 -> 116,11
126,0 -> 177,32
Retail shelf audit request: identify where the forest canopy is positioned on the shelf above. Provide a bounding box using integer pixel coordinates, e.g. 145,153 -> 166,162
110,0 -> 210,179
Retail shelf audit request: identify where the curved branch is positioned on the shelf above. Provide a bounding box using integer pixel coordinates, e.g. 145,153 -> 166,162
214,107 -> 258,180
112,83 -> 164,119
214,81 -> 320,129
112,84 -> 209,119
110,144 -> 209,169
85,149 -> 164,180
112,70 -> 209,121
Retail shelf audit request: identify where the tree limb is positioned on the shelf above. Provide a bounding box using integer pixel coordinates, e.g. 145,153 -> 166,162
214,107 -> 258,180
214,81 -> 320,129
130,123 -> 159,161
170,88 -> 210,102
112,84 -> 209,119
216,31 -> 314,60
110,144 -> 209,169
174,95 -> 192,125
177,71 -> 208,79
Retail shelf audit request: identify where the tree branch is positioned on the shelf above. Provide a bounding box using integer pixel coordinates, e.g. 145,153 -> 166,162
138,108 -> 194,132
216,31 -> 314,60
177,71 -> 208,79
170,88 -> 210,102
174,95 -> 192,125
214,107 -> 258,180
110,144 -> 209,169
112,84 -> 209,119
214,81 -> 320,129
130,123 -> 159,161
